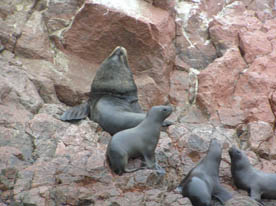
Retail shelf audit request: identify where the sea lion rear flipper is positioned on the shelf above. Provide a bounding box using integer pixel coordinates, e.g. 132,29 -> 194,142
213,184 -> 233,203
60,102 -> 89,121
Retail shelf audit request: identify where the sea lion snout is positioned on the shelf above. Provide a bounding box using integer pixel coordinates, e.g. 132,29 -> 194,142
228,146 -> 240,159
111,46 -> 127,58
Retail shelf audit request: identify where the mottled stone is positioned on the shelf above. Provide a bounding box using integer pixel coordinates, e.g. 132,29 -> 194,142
15,11 -> 53,61
225,195 -> 260,206
63,0 -> 175,95
239,30 -> 272,64
197,47 -> 247,126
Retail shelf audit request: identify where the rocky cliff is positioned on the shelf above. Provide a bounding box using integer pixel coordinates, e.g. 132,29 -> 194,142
1,0 -> 276,205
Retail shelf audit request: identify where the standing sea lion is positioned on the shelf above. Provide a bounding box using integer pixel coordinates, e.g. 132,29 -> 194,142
60,46 -> 171,135
106,105 -> 172,175
229,146 -> 276,204
177,138 -> 232,206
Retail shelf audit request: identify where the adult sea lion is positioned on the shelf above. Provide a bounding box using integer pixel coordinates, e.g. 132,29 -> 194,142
229,146 -> 276,204
60,46 -> 171,135
176,138 -> 232,206
106,105 -> 172,175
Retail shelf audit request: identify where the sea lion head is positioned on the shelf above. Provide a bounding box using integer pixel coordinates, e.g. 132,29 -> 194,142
228,146 -> 250,170
91,46 -> 138,97
147,105 -> 173,122
207,138 -> 222,161
228,146 -> 242,160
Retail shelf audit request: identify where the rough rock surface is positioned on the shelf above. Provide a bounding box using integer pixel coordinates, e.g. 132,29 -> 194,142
1,0 -> 276,205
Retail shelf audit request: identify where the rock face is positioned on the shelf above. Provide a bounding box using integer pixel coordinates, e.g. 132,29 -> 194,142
198,1 -> 276,126
62,0 -> 176,103
1,0 -> 276,205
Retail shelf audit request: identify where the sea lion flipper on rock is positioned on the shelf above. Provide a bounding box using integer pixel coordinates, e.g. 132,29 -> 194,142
60,102 -> 89,121
213,184 -> 233,203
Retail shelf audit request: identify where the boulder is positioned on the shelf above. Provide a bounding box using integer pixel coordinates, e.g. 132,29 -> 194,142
62,0 -> 176,99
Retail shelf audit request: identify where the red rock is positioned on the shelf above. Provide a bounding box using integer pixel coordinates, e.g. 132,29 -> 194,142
209,3 -> 263,54
197,47 -> 247,126
15,11 -> 53,61
248,121 -> 273,156
43,0 -> 84,33
63,0 -> 175,93
136,75 -> 167,110
0,20 -> 18,52
269,90 -> 276,122
175,1 -> 217,69
0,58 -> 43,123
246,0 -> 276,22
199,0 -> 225,17
233,54 -> 276,124
239,30 -> 272,64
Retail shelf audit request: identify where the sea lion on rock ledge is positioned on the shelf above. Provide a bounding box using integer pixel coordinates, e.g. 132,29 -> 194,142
106,105 -> 172,176
229,146 -> 276,204
176,138 -> 232,206
60,46 -> 171,135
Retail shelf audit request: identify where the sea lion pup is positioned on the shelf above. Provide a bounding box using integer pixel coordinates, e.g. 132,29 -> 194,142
176,138 -> 232,206
60,46 -> 171,135
106,105 -> 172,175
229,146 -> 276,204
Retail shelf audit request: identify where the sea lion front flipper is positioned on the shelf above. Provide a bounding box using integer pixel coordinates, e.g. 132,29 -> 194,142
213,184 -> 233,203
162,120 -> 173,127
60,102 -> 89,121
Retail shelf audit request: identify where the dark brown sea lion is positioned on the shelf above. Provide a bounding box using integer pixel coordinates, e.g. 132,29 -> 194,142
176,138 -> 232,206
60,46 -> 171,135
106,105 -> 172,175
229,146 -> 276,204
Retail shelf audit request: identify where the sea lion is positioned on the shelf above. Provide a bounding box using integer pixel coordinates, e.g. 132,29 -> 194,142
106,105 -> 172,175
229,146 -> 276,204
176,138 -> 232,206
60,46 -> 171,135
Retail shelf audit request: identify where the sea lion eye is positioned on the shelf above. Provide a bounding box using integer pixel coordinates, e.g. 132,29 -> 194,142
163,108 -> 167,112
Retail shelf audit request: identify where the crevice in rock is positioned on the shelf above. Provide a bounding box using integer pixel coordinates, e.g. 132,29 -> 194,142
25,127 -> 38,163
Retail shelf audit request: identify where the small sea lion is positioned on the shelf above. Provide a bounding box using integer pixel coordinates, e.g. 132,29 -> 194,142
177,138 -> 232,206
229,146 -> 276,204
106,105 -> 172,175
60,46 -> 171,135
